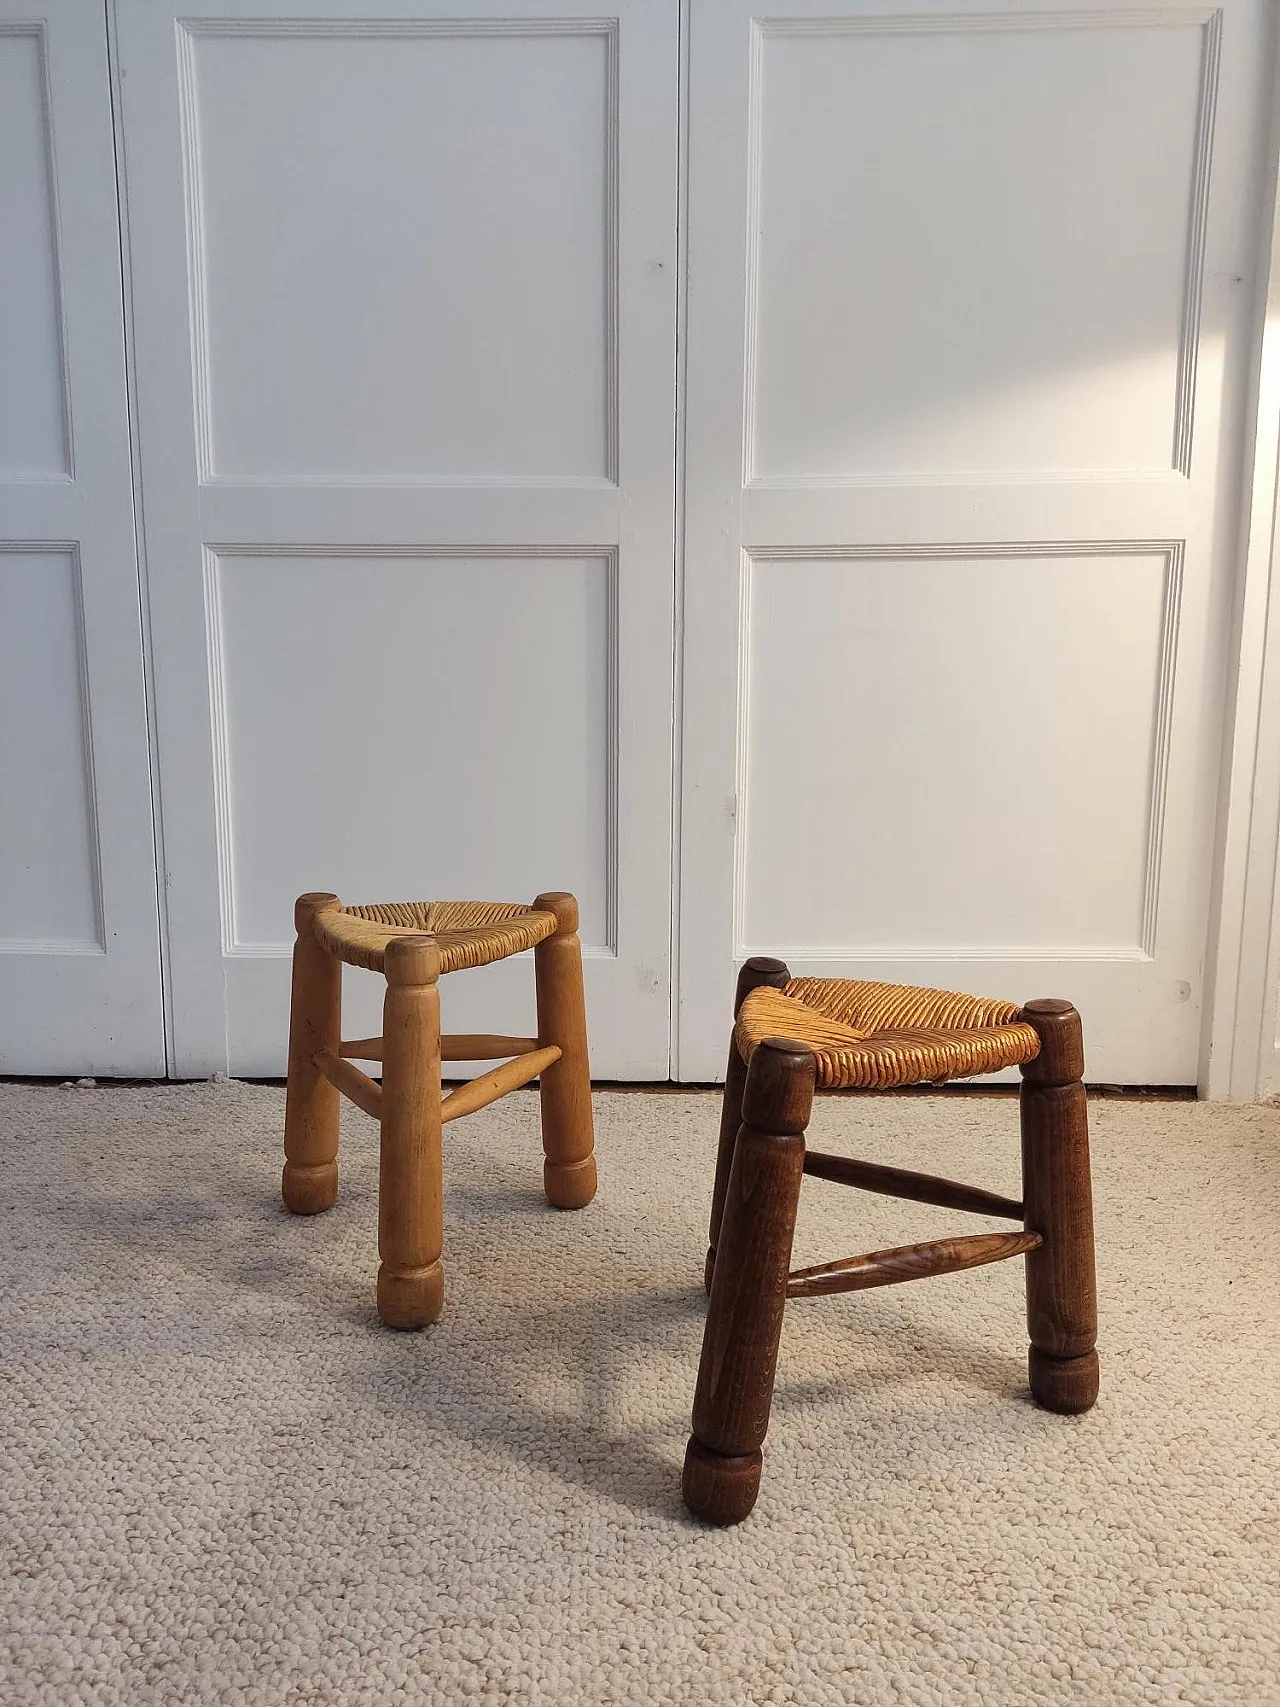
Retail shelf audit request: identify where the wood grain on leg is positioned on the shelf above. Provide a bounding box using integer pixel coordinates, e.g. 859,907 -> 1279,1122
705,958 -> 791,1292
533,891 -> 597,1210
1019,1000 -> 1099,1414
377,936 -> 445,1329
683,1037 -> 814,1526
282,892 -> 343,1214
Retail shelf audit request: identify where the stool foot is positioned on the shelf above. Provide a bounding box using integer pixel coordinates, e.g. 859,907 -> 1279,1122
682,1440 -> 762,1526
544,1153 -> 597,1210
282,1160 -> 337,1215
1030,1346 -> 1099,1414
377,1260 -> 444,1330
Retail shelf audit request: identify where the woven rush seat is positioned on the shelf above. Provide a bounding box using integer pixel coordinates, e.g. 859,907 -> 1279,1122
735,976 -> 1042,1089
313,900 -> 557,976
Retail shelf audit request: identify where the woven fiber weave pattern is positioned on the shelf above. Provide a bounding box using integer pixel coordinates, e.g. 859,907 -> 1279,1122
313,901 -> 558,976
735,978 -> 1041,1090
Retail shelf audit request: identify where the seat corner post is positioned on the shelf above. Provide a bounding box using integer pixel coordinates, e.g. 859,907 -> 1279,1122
282,892 -> 343,1215
683,1036 -> 813,1526
704,957 -> 792,1293
532,892 -> 596,1211
377,934 -> 445,1329
1018,999 -> 1099,1414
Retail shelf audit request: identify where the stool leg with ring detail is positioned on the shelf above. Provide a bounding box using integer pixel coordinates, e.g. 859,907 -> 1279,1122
377,935 -> 445,1330
282,892 -> 343,1215
704,958 -> 791,1294
683,1037 -> 815,1526
533,892 -> 597,1210
1019,999 -> 1100,1414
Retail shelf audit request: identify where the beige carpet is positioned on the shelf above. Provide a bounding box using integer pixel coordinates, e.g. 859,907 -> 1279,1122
1,1079 -> 1277,1706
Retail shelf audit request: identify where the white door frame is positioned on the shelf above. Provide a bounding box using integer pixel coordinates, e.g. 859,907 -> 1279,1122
1202,21 -> 1280,1101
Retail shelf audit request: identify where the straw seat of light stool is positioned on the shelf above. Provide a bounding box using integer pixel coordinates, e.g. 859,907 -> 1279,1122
312,900 -> 557,977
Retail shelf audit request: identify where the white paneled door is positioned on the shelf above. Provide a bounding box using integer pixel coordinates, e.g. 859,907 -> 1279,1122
679,0 -> 1273,1082
8,1 -> 1273,1083
116,0 -> 679,1075
0,2 -> 163,1074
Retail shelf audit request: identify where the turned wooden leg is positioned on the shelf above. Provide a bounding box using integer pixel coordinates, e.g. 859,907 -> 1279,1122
705,957 -> 791,1292
683,1037 -> 814,1526
1019,999 -> 1099,1414
533,891 -> 596,1210
282,892 -> 343,1214
377,935 -> 445,1329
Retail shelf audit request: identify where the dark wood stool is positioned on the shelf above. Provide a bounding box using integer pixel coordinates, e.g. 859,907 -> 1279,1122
683,959 -> 1099,1526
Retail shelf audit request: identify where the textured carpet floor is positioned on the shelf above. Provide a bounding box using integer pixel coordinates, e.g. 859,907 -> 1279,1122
1,1080 -> 1277,1707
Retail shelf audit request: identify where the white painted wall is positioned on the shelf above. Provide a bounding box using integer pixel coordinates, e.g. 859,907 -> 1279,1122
4,0 -> 1280,1091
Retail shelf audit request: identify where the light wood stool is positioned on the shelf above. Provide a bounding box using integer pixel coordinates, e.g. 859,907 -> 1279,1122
684,959 -> 1099,1525
282,891 -> 595,1329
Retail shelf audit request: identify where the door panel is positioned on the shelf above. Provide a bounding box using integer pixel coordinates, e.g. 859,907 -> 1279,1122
116,0 -> 678,1076
740,548 -> 1174,956
679,0 -> 1273,1082
0,1 -> 163,1075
